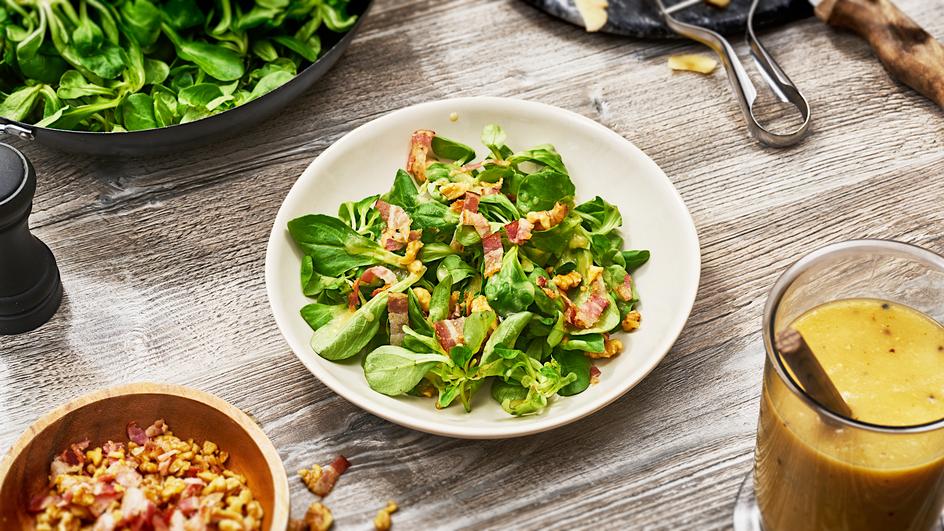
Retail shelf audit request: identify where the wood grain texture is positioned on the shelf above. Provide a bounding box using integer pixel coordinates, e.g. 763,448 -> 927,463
1,0 -> 943,529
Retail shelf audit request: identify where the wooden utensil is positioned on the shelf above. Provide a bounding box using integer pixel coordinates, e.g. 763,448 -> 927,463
814,0 -> 944,108
776,328 -> 855,418
0,383 -> 290,530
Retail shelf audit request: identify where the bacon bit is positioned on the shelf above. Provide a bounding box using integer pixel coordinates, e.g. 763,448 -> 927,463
144,419 -> 167,438
504,219 -> 534,245
526,202 -> 569,231
375,199 -> 413,251
347,285 -> 361,311
535,275 -> 548,288
407,129 -> 435,182
108,461 -> 142,488
482,232 -> 504,278
388,293 -> 409,347
177,496 -> 200,516
590,366 -> 602,384
120,486 -> 153,521
350,266 -> 399,310
310,456 -> 351,497
28,494 -> 54,513
126,422 -> 148,445
463,161 -> 482,171
434,317 -> 466,351
463,191 -> 480,213
616,273 -> 634,301
59,438 -> 90,466
361,266 -> 398,286
563,279 -> 610,329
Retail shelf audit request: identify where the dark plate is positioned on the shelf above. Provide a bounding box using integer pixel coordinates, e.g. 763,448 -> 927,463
522,0 -> 812,39
0,0 -> 372,156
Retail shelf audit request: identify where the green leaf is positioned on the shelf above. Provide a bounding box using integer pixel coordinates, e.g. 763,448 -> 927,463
509,146 -> 567,175
338,194 -> 380,236
412,202 -> 457,243
143,58 -> 169,85
287,214 -> 402,276
515,168 -> 575,213
119,93 -> 157,130
0,84 -> 41,121
384,169 -> 419,210
484,247 -> 535,316
559,333 -> 605,353
553,349 -> 591,396
321,3 -> 357,32
481,124 -> 510,160
248,70 -> 293,101
575,196 -> 623,235
436,255 -> 476,285
300,255 -> 350,303
463,310 -> 496,354
310,291 -> 383,361
490,379 -> 528,406
364,346 -> 448,396
272,35 -> 319,62
161,23 -> 245,81
431,135 -> 475,165
178,83 -> 227,110
300,302 -> 346,331
622,250 -> 651,272
407,289 -> 434,336
162,0 -> 205,30
119,0 -> 162,47
482,311 -> 533,364
427,272 -> 453,324
478,193 -> 520,224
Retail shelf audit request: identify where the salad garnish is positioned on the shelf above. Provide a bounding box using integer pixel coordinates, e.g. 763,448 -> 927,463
288,125 -> 650,416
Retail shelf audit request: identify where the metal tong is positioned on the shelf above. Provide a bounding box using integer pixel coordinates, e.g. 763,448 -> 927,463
655,0 -> 811,147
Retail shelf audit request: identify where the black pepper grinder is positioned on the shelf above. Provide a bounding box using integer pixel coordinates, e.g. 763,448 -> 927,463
0,143 -> 62,335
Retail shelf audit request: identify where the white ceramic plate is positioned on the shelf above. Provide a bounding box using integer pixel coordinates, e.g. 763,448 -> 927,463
265,97 -> 700,439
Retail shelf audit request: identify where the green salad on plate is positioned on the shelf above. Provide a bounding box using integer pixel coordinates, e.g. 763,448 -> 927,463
288,125 -> 650,417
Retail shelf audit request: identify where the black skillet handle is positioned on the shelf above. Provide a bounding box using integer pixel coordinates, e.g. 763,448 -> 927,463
0,119 -> 35,141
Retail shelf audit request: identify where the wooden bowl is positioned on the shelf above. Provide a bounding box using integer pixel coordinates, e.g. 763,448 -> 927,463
0,383 -> 289,530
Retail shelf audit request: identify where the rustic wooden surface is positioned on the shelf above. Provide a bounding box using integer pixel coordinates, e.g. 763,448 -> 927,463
2,0 -> 943,529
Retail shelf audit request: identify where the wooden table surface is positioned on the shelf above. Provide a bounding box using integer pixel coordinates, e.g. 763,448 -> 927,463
2,0 -> 943,529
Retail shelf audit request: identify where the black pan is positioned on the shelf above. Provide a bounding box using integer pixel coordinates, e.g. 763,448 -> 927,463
0,0 -> 372,156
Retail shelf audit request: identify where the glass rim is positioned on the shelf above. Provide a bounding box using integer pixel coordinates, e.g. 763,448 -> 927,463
762,239 -> 944,434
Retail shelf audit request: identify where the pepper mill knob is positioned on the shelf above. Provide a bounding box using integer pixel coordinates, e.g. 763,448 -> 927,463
0,143 -> 62,335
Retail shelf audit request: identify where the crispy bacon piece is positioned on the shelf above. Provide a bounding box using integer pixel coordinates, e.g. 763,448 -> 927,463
127,422 -> 147,445
590,366 -> 602,384
526,202 -> 569,231
563,279 -> 610,329
375,199 -> 413,251
434,317 -> 466,351
535,275 -> 548,288
311,455 -> 351,497
482,233 -> 504,278
145,419 -> 166,438
504,219 -> 534,245
388,293 -> 409,347
406,129 -> 435,182
615,273 -> 634,301
59,438 -> 90,466
459,192 -> 491,238
463,191 -> 480,213
349,266 -> 398,310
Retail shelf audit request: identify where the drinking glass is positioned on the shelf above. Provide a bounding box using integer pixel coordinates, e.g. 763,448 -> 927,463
734,239 -> 944,531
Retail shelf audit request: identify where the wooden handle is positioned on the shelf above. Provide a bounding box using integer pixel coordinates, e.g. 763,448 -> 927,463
775,328 -> 854,419
816,0 -> 944,108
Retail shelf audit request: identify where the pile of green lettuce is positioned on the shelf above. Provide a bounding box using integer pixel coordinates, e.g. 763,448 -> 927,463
288,125 -> 650,417
0,0 -> 356,131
